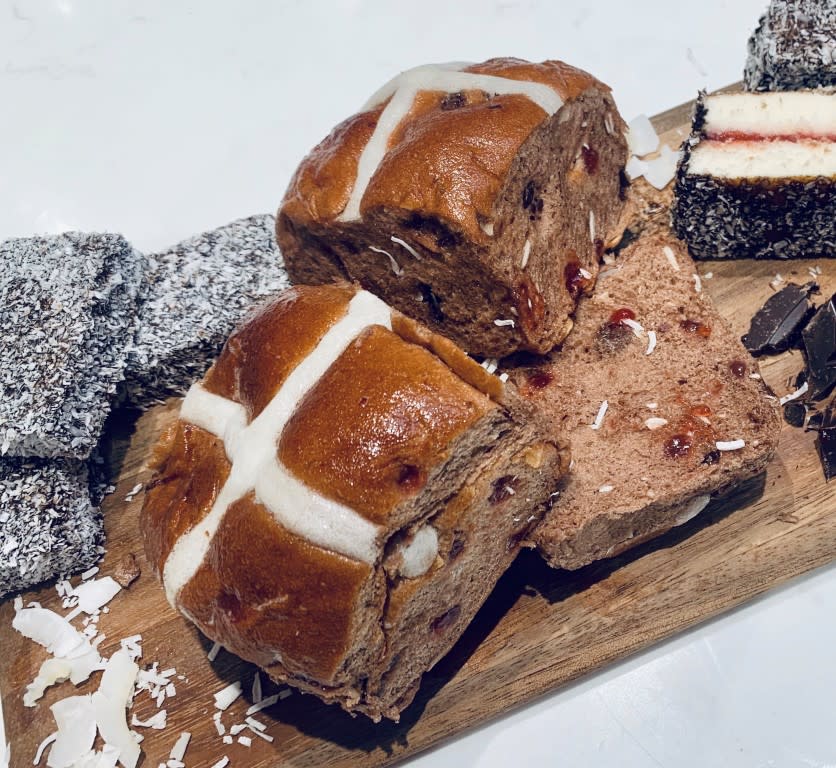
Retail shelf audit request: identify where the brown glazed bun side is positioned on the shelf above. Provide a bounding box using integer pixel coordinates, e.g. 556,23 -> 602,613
141,283 -> 568,720
277,57 -> 629,357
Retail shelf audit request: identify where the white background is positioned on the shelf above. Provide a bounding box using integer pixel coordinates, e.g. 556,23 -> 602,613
2,1 -> 835,766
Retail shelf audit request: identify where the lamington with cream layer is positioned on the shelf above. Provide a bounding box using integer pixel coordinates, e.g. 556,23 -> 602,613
673,90 -> 836,260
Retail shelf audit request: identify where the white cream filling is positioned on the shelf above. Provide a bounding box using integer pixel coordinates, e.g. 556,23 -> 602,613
339,64 -> 565,222
162,291 -> 392,606
398,525 -> 439,579
704,92 -> 836,137
688,139 -> 836,178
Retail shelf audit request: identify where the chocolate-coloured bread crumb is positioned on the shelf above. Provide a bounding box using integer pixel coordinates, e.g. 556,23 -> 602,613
112,552 -> 141,588
742,282 -> 818,356
802,294 -> 836,401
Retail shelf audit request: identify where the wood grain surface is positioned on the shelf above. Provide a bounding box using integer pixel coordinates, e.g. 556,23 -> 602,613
2,93 -> 835,768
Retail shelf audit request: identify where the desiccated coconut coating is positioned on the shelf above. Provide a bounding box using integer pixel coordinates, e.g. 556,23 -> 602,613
0,458 -> 103,598
745,0 -> 836,91
126,214 -> 291,405
0,233 -> 145,460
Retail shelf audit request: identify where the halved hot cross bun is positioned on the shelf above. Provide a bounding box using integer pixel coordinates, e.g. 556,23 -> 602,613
276,58 -> 629,357
141,283 -> 568,721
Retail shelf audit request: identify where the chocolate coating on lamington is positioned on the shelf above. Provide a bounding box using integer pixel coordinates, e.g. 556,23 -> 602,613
0,458 -> 103,597
744,0 -> 836,91
126,214 -> 291,406
0,233 -> 145,459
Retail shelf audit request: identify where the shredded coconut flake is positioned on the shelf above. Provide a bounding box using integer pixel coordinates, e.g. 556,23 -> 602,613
369,246 -> 402,276
209,758 -> 229,768
389,236 -> 422,261
588,210 -> 596,242
131,710 -> 167,729
169,732 -> 191,762
622,318 -> 644,337
749,373 -> 762,380
716,439 -> 746,451
693,273 -> 702,293
494,318 -> 515,328
643,145 -> 679,189
645,417 -> 669,430
626,114 -> 660,156
598,485 -> 614,494
498,372 -> 509,383
663,245 -> 680,271
213,681 -> 242,711
34,732 -> 57,766
645,330 -> 657,355
207,641 -> 222,661
590,400 -> 609,430
646,402 -> 658,409
579,267 -> 593,280
520,239 -> 531,269
625,154 -> 649,180
245,691 -> 283,716
779,381 -> 808,405
245,715 -> 268,731
251,672 -> 262,705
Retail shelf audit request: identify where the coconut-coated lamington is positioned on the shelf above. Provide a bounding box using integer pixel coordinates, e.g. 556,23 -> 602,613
126,214 -> 290,405
0,233 -> 145,460
745,0 -> 836,91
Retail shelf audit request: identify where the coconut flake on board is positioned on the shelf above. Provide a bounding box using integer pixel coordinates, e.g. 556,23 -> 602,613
626,115 -> 660,156
213,681 -> 242,711
642,145 -> 680,190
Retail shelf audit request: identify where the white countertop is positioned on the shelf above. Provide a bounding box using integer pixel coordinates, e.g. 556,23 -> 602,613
2,1 -> 835,766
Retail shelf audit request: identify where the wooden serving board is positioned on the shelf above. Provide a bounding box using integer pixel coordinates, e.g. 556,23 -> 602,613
2,93 -> 836,768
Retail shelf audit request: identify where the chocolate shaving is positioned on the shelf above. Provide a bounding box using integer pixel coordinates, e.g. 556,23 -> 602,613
742,282 -> 817,356
815,400 -> 836,482
782,401 -> 807,428
802,293 -> 836,401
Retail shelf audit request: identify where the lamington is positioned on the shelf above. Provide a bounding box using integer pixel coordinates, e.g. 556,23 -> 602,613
672,90 -> 836,260
0,233 -> 145,460
745,0 -> 836,91
0,458 -> 103,598
126,214 -> 291,405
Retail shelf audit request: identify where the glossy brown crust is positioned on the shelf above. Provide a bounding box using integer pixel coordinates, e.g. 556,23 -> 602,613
362,93 -> 546,240
280,107 -> 383,227
203,283 -> 355,418
280,58 -> 608,241
177,494 -> 375,682
391,314 -> 505,402
140,422 -> 230,572
279,324 -> 494,524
